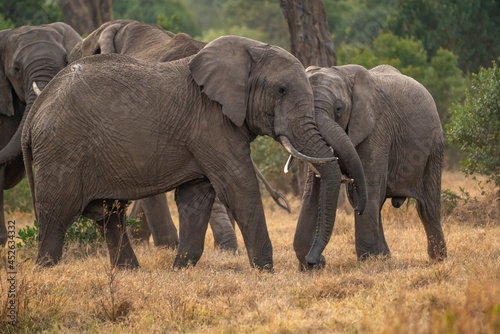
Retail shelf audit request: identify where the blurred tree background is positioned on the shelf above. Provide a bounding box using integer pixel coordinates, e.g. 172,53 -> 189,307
0,0 -> 499,198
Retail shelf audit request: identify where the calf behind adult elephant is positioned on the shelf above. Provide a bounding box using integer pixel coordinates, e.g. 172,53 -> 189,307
301,64 -> 446,263
23,36 -> 356,270
0,23 -> 81,246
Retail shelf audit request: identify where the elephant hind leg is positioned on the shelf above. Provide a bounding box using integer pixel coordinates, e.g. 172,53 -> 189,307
96,200 -> 139,269
128,200 -> 152,243
36,205 -> 80,267
174,179 -> 215,269
416,198 -> 446,260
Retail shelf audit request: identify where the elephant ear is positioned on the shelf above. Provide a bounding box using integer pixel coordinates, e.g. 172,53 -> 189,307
344,66 -> 378,147
189,36 -> 266,127
0,30 -> 14,117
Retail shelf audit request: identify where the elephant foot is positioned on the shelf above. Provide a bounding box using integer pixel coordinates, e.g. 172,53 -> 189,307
173,252 -> 201,269
298,255 -> 326,272
357,249 -> 391,261
428,240 -> 447,262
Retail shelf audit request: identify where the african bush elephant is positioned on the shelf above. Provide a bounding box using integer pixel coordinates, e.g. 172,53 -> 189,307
23,36 -> 366,270
70,20 -> 290,252
0,23 -> 81,246
296,64 -> 446,266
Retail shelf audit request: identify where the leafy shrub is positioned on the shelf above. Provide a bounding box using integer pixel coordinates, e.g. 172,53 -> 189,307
17,213 -> 143,249
441,188 -> 470,215
447,61 -> 500,187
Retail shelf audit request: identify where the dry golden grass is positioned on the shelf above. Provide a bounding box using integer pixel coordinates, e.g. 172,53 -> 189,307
0,171 -> 498,333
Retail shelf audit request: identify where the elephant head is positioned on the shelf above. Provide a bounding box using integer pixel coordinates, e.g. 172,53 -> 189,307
0,23 -> 81,166
189,36 -> 362,265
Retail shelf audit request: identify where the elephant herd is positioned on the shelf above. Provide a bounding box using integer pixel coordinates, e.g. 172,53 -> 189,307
0,20 -> 446,272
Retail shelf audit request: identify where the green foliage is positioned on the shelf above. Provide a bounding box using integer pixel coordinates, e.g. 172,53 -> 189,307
4,177 -> 32,214
65,217 -> 102,246
337,31 -> 466,120
187,0 -> 288,48
447,61 -> 500,186
156,13 -> 180,33
113,0 -> 199,36
17,220 -> 38,248
389,0 -> 500,74
17,217 -> 102,249
0,0 -> 62,28
440,187 -> 470,215
250,136 -> 296,194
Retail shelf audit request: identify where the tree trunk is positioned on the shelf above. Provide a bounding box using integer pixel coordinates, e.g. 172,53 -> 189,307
279,0 -> 336,194
59,0 -> 113,36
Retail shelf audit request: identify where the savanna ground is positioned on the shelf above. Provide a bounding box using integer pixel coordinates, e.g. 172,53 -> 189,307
0,171 -> 498,333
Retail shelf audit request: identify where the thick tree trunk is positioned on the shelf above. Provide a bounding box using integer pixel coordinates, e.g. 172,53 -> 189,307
59,0 -> 113,36
279,0 -> 336,194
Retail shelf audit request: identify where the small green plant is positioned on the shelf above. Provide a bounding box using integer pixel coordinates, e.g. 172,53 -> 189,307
441,187 -> 472,215
17,221 -> 39,248
17,217 -> 104,249
65,217 -> 102,246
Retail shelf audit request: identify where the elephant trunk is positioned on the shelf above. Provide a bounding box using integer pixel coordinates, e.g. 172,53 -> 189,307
0,82 -> 44,166
279,117 -> 342,266
304,161 -> 342,265
315,111 -> 367,215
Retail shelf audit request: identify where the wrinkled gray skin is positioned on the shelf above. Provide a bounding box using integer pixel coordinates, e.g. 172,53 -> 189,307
70,20 -> 289,252
302,64 -> 446,262
0,23 -> 81,246
23,36 -> 360,270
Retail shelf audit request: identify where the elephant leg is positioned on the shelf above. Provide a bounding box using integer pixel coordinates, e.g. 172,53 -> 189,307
214,173 -> 273,271
96,200 -> 139,269
210,197 -> 238,252
173,179 -> 215,269
293,171 -> 325,271
141,193 -> 179,248
354,180 -> 390,260
36,207 -> 79,267
0,167 -> 7,246
128,200 -> 152,243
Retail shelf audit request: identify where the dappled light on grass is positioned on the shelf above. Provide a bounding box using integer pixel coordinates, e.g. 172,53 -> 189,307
0,171 -> 498,333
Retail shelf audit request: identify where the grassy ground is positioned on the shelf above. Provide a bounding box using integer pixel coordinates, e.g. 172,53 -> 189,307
0,171 -> 498,333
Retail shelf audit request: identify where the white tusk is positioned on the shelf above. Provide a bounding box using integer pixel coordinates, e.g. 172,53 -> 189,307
32,82 -> 42,96
284,155 -> 294,173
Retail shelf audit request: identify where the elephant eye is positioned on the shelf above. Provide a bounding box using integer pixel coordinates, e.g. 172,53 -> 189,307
334,100 -> 344,118
14,66 -> 20,73
278,86 -> 286,96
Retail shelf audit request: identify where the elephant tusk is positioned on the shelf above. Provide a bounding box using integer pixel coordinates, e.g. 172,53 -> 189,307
32,82 -> 42,96
284,155 -> 294,173
284,154 -> 321,178
279,136 -> 338,164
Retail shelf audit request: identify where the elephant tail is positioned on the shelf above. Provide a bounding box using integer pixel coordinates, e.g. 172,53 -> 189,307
21,125 -> 37,222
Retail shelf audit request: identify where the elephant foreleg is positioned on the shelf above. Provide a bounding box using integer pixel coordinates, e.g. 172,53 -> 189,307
173,179 -> 216,269
209,198 -> 238,252
96,200 -> 139,269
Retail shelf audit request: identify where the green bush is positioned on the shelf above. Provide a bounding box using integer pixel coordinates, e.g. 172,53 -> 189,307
447,61 -> 500,187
